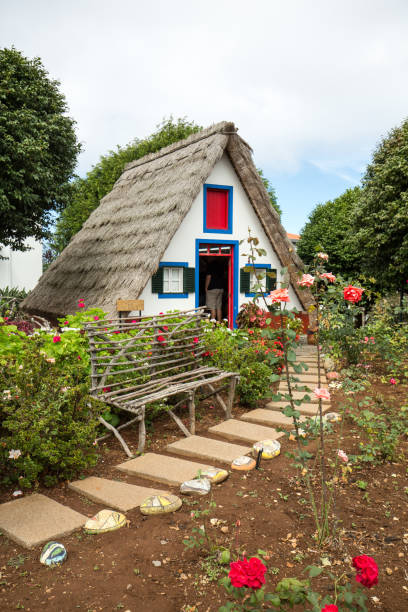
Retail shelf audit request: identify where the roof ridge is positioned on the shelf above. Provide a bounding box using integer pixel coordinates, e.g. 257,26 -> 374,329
124,120 -> 236,173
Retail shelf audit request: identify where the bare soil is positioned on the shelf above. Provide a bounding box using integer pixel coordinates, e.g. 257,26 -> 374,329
0,382 -> 407,611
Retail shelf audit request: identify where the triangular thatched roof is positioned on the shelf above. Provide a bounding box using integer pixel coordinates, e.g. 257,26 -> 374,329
23,121 -> 312,317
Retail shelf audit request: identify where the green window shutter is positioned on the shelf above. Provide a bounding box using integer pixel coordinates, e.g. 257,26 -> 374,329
240,267 -> 250,293
151,267 -> 163,293
183,267 -> 195,293
266,268 -> 277,292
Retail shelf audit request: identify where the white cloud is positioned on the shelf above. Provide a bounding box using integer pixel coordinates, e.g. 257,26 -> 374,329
1,0 -> 408,181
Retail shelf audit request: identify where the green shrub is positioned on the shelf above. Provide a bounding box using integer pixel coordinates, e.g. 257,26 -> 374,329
0,339 -> 100,488
203,323 -> 282,406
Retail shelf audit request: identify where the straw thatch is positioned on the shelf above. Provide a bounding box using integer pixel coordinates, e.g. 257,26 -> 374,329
23,121 -> 312,317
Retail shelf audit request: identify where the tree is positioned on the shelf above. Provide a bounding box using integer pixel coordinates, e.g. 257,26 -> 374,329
51,118 -> 202,254
297,186 -> 361,277
257,168 -> 282,216
0,48 -> 80,250
352,118 -> 408,292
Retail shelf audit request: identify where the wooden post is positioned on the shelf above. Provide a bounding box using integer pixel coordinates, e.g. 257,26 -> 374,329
226,376 -> 237,419
188,391 -> 196,435
137,406 -> 146,453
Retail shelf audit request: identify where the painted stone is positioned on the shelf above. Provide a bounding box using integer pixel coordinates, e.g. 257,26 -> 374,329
231,455 -> 256,471
84,509 -> 126,534
289,428 -> 306,440
252,439 -> 281,459
180,478 -> 211,496
140,494 -> 182,515
198,468 -> 229,484
40,541 -> 67,566
324,412 -> 342,423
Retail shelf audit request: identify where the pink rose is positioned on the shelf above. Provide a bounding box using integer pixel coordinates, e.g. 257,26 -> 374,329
269,288 -> 290,303
343,285 -> 364,304
326,371 -> 339,381
321,606 -> 338,612
93,316 -> 99,321
314,388 -> 330,401
298,274 -> 314,287
337,449 -> 348,463
317,252 -> 329,261
53,335 -> 61,343
390,378 -> 396,385
320,272 -> 336,283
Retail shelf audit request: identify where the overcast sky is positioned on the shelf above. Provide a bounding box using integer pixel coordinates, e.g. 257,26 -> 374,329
1,0 -> 408,232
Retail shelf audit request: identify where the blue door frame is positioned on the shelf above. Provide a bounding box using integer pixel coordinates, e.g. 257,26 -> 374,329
195,239 -> 239,328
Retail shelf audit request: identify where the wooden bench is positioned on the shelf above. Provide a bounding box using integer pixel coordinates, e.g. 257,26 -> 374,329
85,307 -> 239,456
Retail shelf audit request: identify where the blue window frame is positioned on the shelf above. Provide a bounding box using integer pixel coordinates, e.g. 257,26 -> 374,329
158,261 -> 188,299
245,263 -> 272,297
203,184 -> 233,234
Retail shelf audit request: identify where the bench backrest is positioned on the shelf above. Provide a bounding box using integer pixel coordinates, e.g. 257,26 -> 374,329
85,307 -> 209,404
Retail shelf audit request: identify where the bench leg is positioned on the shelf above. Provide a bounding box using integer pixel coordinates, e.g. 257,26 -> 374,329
98,416 -> 133,458
188,391 -> 196,435
226,376 -> 237,419
138,406 -> 146,454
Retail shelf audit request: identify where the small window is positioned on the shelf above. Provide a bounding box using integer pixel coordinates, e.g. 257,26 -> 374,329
250,269 -> 267,293
203,184 -> 233,233
163,267 -> 183,293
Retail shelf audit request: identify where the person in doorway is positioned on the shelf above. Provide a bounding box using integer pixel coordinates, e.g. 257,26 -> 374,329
205,258 -> 225,322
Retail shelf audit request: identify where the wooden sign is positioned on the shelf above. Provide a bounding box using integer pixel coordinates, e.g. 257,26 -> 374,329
116,299 -> 144,312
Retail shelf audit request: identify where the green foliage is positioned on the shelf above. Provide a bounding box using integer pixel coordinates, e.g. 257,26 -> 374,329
257,168 -> 282,217
297,187 -> 361,277
349,399 -> 408,465
0,339 -> 99,488
0,286 -> 28,318
352,117 -> 408,290
0,47 -> 80,249
51,117 -> 202,253
203,323 -> 283,406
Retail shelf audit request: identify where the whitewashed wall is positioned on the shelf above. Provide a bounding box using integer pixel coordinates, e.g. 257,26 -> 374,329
0,238 -> 43,291
138,153 -> 302,316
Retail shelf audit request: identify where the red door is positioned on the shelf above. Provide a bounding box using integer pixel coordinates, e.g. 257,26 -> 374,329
199,244 -> 234,328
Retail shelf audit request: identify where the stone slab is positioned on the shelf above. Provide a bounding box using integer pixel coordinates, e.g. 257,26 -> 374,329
0,494 -> 86,549
286,376 -> 327,384
266,401 -> 330,416
116,453 -> 215,487
208,419 -> 284,443
69,477 -> 168,511
278,388 -> 329,403
240,409 -> 308,428
167,435 -> 251,464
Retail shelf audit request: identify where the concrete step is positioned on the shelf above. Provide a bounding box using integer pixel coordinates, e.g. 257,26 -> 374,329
167,435 -> 251,465
0,493 -> 86,549
284,375 -> 327,384
116,452 -> 215,487
266,401 -> 330,416
240,409 -> 307,429
278,388 -> 330,403
208,418 -> 284,444
69,477 -> 168,512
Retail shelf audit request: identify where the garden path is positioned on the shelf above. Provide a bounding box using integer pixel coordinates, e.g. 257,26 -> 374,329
0,345 -> 334,549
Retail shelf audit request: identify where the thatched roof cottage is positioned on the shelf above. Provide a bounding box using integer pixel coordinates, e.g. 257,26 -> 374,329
23,121 -> 312,326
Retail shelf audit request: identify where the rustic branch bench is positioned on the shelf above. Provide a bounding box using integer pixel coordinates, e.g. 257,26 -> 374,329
85,307 -> 239,457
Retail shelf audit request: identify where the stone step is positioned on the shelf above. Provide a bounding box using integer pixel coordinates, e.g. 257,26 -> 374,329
285,376 -> 327,384
116,452 -> 215,487
208,418 -> 284,444
69,477 -> 168,512
167,435 -> 251,465
0,493 -> 86,549
288,367 -> 319,373
240,409 -> 308,429
278,388 -> 329,403
266,401 -> 330,416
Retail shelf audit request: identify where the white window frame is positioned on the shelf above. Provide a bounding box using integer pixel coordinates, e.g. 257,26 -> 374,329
162,266 -> 184,294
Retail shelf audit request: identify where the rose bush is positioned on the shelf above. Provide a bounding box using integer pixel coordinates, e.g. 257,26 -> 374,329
229,557 -> 266,589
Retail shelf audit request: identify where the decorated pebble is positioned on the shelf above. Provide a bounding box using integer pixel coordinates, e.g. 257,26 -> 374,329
198,468 -> 229,484
140,494 -> 182,515
252,439 -> 281,459
40,541 -> 67,566
324,412 -> 342,423
84,509 -> 126,534
180,478 -> 211,496
289,428 -> 306,440
231,455 -> 256,471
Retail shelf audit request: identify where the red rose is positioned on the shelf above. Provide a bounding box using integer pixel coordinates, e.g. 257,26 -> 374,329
321,606 -> 338,612
343,285 -> 364,304
228,557 -> 266,590
352,555 -> 378,588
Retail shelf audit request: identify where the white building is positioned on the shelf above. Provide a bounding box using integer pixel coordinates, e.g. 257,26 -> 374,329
23,122 -> 313,325
0,237 -> 43,291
